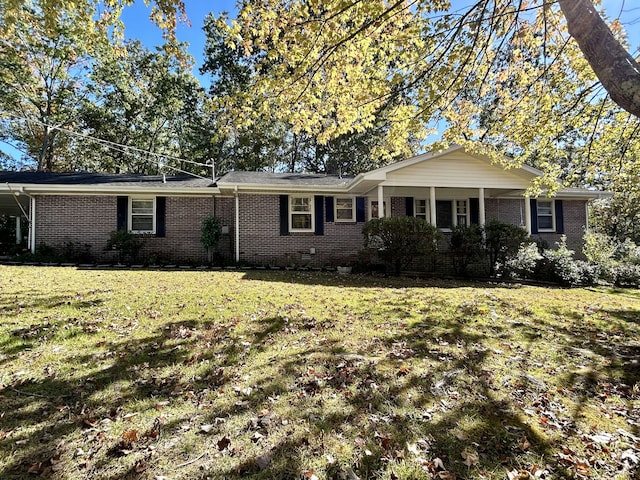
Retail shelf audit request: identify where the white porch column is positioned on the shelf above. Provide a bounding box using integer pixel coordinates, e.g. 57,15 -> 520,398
377,184 -> 384,218
234,187 -> 240,262
524,195 -> 532,235
429,186 -> 436,226
15,216 -> 21,244
478,187 -> 486,226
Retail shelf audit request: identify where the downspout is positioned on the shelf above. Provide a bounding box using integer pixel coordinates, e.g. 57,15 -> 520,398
234,185 -> 240,263
29,195 -> 36,253
584,201 -> 589,232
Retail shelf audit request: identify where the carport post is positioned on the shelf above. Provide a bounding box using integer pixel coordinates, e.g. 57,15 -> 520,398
15,216 -> 21,244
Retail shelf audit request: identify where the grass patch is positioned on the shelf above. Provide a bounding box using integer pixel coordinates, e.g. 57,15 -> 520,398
0,266 -> 639,479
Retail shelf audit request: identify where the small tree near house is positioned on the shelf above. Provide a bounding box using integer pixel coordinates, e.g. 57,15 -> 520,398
201,215 -> 222,264
363,216 -> 441,275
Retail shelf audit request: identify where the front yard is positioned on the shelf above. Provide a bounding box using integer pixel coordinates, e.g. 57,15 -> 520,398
0,266 -> 638,479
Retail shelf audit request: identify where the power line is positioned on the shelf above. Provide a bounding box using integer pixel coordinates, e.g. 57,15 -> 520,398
1,113 -> 215,179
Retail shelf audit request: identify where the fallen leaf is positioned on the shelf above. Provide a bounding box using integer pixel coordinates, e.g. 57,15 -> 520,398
217,436 -> 231,451
135,460 -> 148,473
518,436 -> 531,451
256,451 -> 272,470
122,429 -> 138,443
461,448 -> 479,467
344,467 -> 361,480
200,424 -> 214,434
407,442 -> 420,455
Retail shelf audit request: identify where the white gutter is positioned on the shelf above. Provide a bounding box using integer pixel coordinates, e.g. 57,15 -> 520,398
0,185 -> 220,196
234,185 -> 240,263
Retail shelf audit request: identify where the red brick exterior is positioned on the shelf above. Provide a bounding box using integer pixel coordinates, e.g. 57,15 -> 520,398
35,194 -> 215,263
33,193 -> 589,265
485,198 -> 588,255
217,194 -> 366,267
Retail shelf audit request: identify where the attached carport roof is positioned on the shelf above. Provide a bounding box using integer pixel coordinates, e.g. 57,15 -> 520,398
0,172 -> 218,195
0,192 -> 28,216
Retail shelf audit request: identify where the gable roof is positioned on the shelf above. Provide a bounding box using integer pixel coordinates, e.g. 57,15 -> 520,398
346,145 -> 539,193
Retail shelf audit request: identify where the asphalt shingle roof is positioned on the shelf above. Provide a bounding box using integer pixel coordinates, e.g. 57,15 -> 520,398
0,172 -> 215,188
218,171 -> 354,186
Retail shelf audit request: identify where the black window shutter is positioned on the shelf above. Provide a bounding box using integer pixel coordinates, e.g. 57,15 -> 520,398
530,199 -> 539,234
356,197 -> 366,222
555,200 -> 564,234
279,195 -> 289,236
325,196 -> 334,222
156,196 -> 166,237
469,198 -> 479,225
405,197 -> 414,216
314,195 -> 324,235
117,196 -> 128,231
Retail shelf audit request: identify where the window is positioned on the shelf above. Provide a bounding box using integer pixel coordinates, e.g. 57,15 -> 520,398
369,200 -> 388,219
456,200 -> 468,227
335,197 -> 355,222
290,196 -> 314,232
537,200 -> 554,231
415,199 -> 428,221
130,198 -> 155,233
435,199 -> 468,230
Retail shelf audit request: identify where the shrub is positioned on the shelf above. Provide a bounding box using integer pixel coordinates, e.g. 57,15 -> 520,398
106,231 -> 146,264
612,264 -> 640,288
583,232 -> 617,282
61,241 -> 93,263
538,236 -> 595,286
617,239 -> 640,265
496,242 -> 542,280
484,219 -> 530,276
201,215 -> 222,264
363,216 -> 441,275
449,224 -> 484,276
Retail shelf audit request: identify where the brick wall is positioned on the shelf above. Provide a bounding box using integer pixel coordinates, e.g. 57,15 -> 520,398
233,194 -> 366,267
36,195 -> 116,256
35,195 -> 215,263
33,193 -> 589,265
485,198 -> 588,256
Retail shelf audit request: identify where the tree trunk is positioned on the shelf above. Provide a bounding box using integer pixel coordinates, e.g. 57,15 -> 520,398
558,0 -> 640,118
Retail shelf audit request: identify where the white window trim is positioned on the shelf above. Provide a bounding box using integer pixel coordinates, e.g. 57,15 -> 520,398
129,196 -> 156,234
455,199 -> 470,228
436,199 -> 470,231
289,195 -> 315,232
334,196 -> 356,222
537,199 -> 556,232
414,198 -> 430,223
368,198 -> 391,220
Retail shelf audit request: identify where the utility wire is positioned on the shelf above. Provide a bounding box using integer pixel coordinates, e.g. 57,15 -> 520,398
1,113 -> 215,180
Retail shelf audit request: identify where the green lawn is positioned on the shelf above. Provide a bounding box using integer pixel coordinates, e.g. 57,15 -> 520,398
0,266 -> 639,479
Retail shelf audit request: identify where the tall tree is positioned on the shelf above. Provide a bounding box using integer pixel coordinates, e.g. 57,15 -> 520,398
201,11 -> 422,174
0,0 -> 102,170
73,40 -> 213,175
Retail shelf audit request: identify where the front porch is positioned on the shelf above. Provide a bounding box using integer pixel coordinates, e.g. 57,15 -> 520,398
363,185 -> 533,234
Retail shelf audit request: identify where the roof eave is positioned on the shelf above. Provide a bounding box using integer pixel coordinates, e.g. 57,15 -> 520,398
216,182 -> 350,193
0,183 -> 219,195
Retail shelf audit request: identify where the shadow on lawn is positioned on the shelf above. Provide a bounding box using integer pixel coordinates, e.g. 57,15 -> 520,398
240,269 -> 522,290
1,288 -> 638,479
